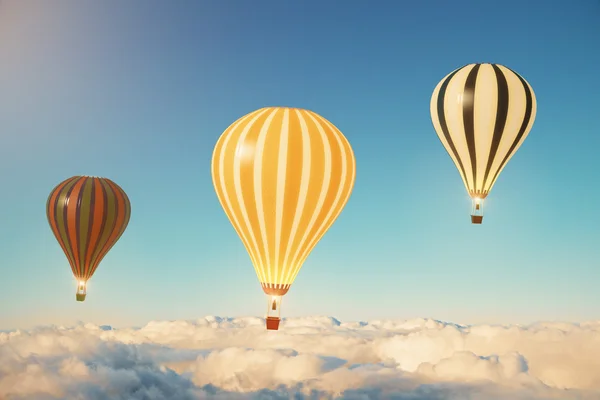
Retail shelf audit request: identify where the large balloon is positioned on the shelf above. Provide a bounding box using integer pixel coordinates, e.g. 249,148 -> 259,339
211,107 -> 356,330
46,176 -> 131,301
430,63 -> 537,224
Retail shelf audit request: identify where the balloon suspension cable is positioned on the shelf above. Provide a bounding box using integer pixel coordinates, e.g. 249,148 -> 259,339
471,197 -> 484,224
76,280 -> 87,302
265,295 -> 282,330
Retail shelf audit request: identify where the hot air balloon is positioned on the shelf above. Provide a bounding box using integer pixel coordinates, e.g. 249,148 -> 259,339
46,176 -> 131,301
430,63 -> 537,224
211,107 -> 356,330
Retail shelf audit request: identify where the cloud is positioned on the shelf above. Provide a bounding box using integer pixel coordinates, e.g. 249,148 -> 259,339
0,317 -> 599,399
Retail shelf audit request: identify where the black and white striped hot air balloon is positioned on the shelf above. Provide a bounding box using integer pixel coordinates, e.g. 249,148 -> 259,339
430,63 -> 537,224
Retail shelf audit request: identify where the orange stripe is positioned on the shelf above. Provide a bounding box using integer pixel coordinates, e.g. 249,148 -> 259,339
293,119 -> 343,266
279,110 -> 303,271
113,184 -> 131,238
238,111 -> 267,270
261,110 -> 283,273
287,112 -> 324,269
84,178 -> 106,273
87,179 -> 128,278
66,177 -> 86,276
296,117 -> 354,268
47,177 -> 77,266
221,113 -> 259,266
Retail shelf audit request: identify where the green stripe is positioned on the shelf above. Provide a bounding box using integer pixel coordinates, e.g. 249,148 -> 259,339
55,178 -> 80,273
115,185 -> 132,240
78,178 -> 93,274
88,179 -> 117,273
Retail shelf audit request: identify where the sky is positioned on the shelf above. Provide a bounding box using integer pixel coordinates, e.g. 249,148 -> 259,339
0,0 -> 599,331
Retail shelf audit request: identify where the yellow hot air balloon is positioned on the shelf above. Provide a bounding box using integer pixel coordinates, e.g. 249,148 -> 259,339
211,107 -> 356,330
430,63 -> 537,224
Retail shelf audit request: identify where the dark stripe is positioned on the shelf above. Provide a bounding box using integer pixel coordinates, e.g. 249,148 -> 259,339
47,177 -> 78,269
89,179 -> 119,278
111,180 -> 130,241
462,64 -> 481,192
104,181 -> 130,264
84,178 -> 103,274
434,65 -> 469,187
482,64 -> 510,189
113,183 -> 131,240
74,177 -> 87,276
46,187 -> 53,218
100,180 -> 121,255
88,179 -> 109,279
82,178 -> 96,279
488,67 -> 534,189
62,178 -> 82,277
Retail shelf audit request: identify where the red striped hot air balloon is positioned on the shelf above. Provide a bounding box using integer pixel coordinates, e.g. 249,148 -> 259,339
211,107 -> 356,330
46,176 -> 131,301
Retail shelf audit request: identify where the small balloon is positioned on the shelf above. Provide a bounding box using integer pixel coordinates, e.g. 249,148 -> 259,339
46,176 -> 131,301
430,63 -> 537,224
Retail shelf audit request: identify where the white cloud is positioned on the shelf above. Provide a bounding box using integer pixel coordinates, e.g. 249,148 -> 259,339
1,316 -> 599,399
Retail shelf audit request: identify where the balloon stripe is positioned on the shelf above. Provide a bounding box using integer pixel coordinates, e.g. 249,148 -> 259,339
87,179 -> 119,280
481,65 -> 510,189
273,109 -> 290,286
74,179 -> 84,274
81,178 -> 96,278
232,113 -> 270,282
433,67 -> 470,192
65,177 -> 85,275
84,178 -> 103,274
283,112 -> 342,283
47,177 -> 78,266
463,64 -> 480,192
56,179 -> 80,276
77,178 -> 93,277
253,109 -> 278,287
89,179 -> 130,279
487,68 -> 535,192
213,112 -> 258,271
88,179 -> 128,279
59,178 -> 81,278
87,179 -> 109,274
284,112 -> 323,277
230,112 -> 267,274
280,110 -> 309,283
258,109 -> 283,284
260,109 -> 284,286
214,110 -> 267,276
290,113 -> 351,281
113,184 -> 132,242
287,111 -> 331,273
238,112 -> 269,283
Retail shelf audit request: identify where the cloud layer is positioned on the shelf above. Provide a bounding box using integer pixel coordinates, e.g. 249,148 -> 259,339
1,316 -> 599,399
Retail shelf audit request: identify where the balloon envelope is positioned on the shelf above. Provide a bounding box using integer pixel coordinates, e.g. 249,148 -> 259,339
46,176 -> 131,299
430,63 -> 537,199
211,107 -> 356,297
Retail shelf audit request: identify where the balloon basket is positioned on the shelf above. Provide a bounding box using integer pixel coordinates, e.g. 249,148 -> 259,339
470,198 -> 484,224
266,317 -> 280,330
471,215 -> 483,224
76,293 -> 86,302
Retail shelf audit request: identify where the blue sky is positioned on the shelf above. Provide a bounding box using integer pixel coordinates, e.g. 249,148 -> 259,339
0,0 -> 598,329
